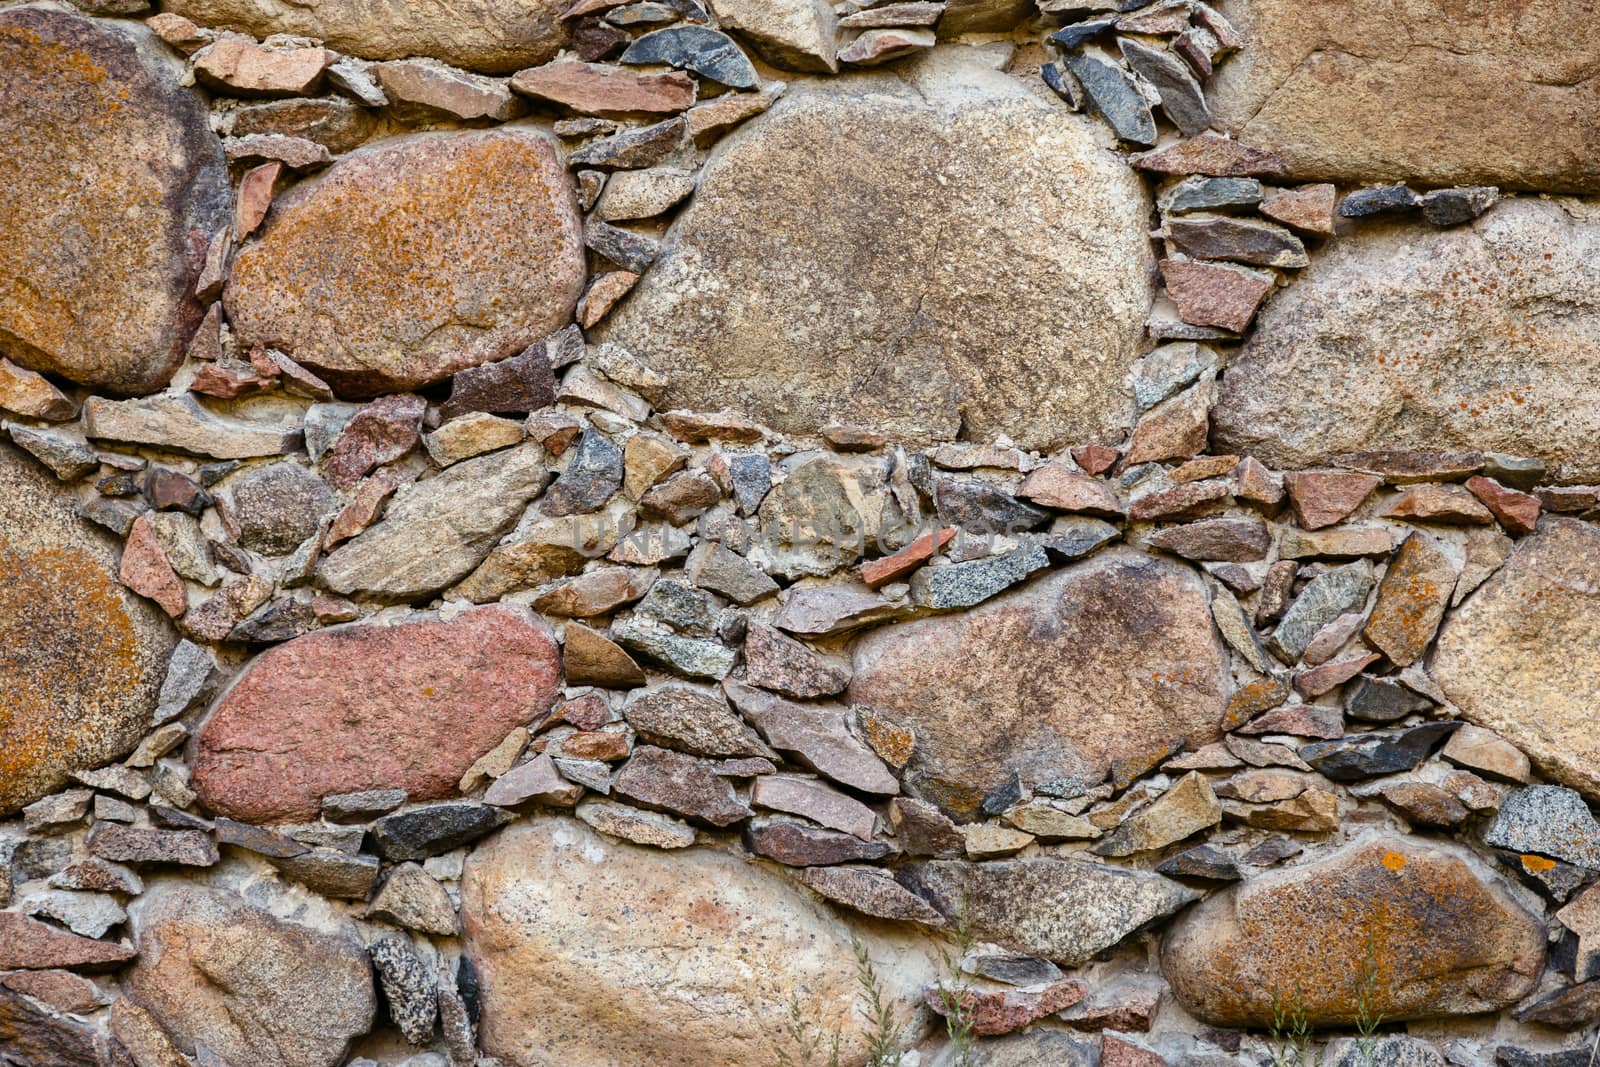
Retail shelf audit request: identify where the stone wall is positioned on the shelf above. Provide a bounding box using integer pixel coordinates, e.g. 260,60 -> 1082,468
1,0 -> 1598,1065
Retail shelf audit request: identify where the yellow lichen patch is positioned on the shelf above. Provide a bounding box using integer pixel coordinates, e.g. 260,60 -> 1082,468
1382,850 -> 1408,871
1521,854 -> 1558,872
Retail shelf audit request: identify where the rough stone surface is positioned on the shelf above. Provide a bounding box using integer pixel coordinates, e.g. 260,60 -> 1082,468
898,858 -> 1198,964
851,551 -> 1226,809
194,606 -> 560,822
461,817 -> 932,1067
126,883 -> 375,1067
164,0 -> 569,73
320,443 -> 548,598
0,443 -> 177,815
1163,837 -> 1544,1026
623,683 -> 770,758
1363,531 -> 1455,665
1215,202 -> 1600,481
0,6 -> 228,395
1434,520 -> 1600,798
227,129 -> 583,397
597,48 -> 1152,450
1207,0 -> 1600,192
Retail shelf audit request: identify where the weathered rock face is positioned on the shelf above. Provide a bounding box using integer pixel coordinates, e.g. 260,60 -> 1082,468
1208,0 -> 1600,192
193,606 -> 561,822
1433,519 -> 1600,799
1214,201 -> 1600,481
163,0 -> 568,73
0,6 -> 228,395
850,550 -> 1226,809
0,442 -> 177,815
126,882 -> 375,1067
461,818 -> 934,1067
1162,837 -> 1544,1027
227,130 -> 584,397
596,48 -> 1152,450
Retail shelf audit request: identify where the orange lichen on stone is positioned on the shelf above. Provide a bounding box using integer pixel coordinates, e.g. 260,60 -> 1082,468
0,8 -> 226,395
1162,838 -> 1544,1027
224,128 -> 584,397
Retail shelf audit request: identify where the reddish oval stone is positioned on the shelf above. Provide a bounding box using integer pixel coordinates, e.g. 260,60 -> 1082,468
193,605 -> 561,822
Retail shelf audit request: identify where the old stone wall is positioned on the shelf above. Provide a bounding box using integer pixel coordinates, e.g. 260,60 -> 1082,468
1,0 -> 1598,1065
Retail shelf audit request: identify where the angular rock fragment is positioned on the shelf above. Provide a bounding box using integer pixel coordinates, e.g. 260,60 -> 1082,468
744,819 -> 892,866
898,858 -> 1198,964
0,912 -> 135,971
725,681 -> 898,795
1485,786 -> 1600,870
622,684 -> 770,758
1167,216 -> 1308,269
1299,722 -> 1461,781
372,803 -> 511,861
1064,50 -> 1156,147
85,394 -> 302,459
1363,531 -> 1455,665
612,745 -> 752,826
1268,562 -> 1372,663
621,26 -> 758,87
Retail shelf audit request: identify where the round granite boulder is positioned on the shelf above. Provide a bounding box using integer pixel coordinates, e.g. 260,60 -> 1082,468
0,6 -> 228,395
0,441 -> 178,815
226,129 -> 584,397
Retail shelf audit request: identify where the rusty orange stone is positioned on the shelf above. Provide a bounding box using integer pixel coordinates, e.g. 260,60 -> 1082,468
0,7 -> 228,395
0,444 -> 177,815
1162,837 -> 1544,1027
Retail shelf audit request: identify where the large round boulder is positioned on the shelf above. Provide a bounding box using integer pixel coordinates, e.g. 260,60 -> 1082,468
126,882 -> 375,1067
461,817 -> 935,1067
1433,518 -> 1600,800
594,47 -> 1153,451
1162,837 -> 1544,1027
226,129 -> 584,397
1208,0 -> 1600,192
192,605 -> 562,823
1213,200 -> 1600,482
0,441 -> 177,815
0,6 -> 228,395
849,550 -> 1227,815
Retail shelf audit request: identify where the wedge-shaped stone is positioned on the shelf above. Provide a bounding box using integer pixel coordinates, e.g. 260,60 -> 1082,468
896,858 -> 1198,964
320,443 -> 548,598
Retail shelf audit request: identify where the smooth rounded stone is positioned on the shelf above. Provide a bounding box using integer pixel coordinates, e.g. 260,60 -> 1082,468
1162,837 -> 1545,1027
596,47 -> 1152,451
163,0 -> 568,73
126,883 -> 375,1067
0,6 -> 228,395
896,858 -> 1198,965
227,129 -> 584,397
461,817 -> 935,1067
194,605 -> 561,823
849,550 -> 1226,813
1434,519 -> 1600,799
1215,201 -> 1600,481
1207,0 -> 1600,192
0,442 -> 177,815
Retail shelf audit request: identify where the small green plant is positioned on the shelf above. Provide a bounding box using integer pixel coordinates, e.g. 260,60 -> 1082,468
774,992 -> 842,1067
1353,935 -> 1385,1067
1268,991 -> 1317,1067
930,898 -> 979,1067
852,937 -> 906,1067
